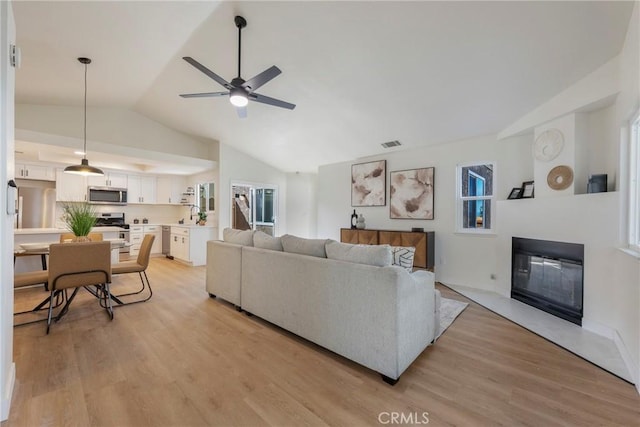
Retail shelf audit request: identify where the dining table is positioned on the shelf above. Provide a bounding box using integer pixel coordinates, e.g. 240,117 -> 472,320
14,239 -> 130,273
14,227 -> 124,274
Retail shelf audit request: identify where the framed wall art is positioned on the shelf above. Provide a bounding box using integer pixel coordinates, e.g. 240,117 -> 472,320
390,167 -> 434,219
351,160 -> 386,206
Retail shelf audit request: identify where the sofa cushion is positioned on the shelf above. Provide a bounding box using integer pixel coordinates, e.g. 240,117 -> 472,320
223,228 -> 254,246
391,246 -> 416,272
281,234 -> 328,258
325,241 -> 392,267
253,231 -> 283,251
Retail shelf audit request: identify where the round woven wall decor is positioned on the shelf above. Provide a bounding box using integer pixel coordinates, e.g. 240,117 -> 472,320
547,165 -> 574,190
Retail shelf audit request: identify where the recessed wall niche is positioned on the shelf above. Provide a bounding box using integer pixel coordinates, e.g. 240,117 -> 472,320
533,113 -> 588,198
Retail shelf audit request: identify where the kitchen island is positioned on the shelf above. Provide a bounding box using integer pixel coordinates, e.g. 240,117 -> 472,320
14,227 -> 124,273
168,224 -> 217,266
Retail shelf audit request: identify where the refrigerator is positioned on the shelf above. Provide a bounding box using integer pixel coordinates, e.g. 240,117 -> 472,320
15,179 -> 57,229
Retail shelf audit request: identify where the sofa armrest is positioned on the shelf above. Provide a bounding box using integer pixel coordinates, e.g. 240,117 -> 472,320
395,269 -> 436,375
206,240 -> 243,306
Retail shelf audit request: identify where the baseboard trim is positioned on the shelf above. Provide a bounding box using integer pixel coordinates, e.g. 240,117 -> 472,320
581,319 -> 615,339
613,330 -> 638,386
582,320 -> 637,389
1,362 -> 15,421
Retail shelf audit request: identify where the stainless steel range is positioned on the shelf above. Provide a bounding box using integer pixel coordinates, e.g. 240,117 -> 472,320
94,212 -> 130,255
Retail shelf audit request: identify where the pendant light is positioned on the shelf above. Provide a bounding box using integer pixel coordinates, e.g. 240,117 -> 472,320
64,57 -> 104,176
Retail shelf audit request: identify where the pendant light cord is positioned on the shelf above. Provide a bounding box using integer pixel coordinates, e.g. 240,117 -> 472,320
83,62 -> 87,160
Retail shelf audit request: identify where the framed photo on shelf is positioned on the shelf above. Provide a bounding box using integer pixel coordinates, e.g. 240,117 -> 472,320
521,181 -> 535,198
507,187 -> 522,199
351,160 -> 386,206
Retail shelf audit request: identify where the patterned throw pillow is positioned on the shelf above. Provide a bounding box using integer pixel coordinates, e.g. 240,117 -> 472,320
391,246 -> 416,272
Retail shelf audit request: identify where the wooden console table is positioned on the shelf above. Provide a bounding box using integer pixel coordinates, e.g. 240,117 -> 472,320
340,228 -> 434,270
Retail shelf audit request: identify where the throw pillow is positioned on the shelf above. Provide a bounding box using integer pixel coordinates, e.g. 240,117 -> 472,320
280,234 -> 329,258
325,241 -> 392,267
391,246 -> 416,272
253,230 -> 283,251
223,228 -> 254,246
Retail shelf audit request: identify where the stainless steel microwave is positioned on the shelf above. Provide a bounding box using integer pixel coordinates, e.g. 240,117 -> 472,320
88,186 -> 127,205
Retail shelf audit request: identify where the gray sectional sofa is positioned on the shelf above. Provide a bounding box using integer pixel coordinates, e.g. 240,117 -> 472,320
205,230 -> 440,384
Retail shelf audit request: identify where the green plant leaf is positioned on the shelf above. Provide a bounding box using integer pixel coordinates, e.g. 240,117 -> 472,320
62,202 -> 97,237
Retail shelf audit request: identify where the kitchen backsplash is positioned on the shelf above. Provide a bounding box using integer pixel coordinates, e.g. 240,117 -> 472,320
54,203 -> 216,228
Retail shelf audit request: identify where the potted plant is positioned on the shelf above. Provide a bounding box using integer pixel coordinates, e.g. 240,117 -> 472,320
62,202 -> 98,241
197,211 -> 207,226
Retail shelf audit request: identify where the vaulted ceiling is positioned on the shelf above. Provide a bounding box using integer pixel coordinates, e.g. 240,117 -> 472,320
13,1 -> 635,172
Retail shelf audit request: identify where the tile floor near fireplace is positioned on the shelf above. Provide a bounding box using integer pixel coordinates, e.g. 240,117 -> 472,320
443,283 -> 633,383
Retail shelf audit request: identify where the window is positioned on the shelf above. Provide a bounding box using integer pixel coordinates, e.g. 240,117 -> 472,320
629,112 -> 640,251
457,162 -> 495,233
255,188 -> 275,224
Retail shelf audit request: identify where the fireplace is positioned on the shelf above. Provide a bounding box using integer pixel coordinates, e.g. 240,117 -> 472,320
511,237 -> 584,325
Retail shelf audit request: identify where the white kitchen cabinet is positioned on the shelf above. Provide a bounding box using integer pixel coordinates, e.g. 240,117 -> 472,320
156,175 -> 187,205
170,226 -> 216,266
128,175 -> 156,204
16,163 -> 54,181
129,225 -> 144,257
143,225 -> 162,254
55,169 -> 87,201
87,171 -> 127,188
170,230 -> 190,263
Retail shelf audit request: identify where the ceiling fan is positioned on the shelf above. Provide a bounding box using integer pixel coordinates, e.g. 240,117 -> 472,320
179,15 -> 295,118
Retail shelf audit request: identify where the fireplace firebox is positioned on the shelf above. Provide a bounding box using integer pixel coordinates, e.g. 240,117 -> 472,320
511,237 -> 584,325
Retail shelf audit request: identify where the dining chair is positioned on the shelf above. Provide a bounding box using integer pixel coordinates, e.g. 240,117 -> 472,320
13,269 -> 65,326
46,241 -> 112,334
59,232 -> 104,242
110,234 -> 154,305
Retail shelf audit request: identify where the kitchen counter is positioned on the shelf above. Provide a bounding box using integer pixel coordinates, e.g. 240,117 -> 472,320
14,226 -> 125,235
129,223 -> 216,229
167,224 -> 216,229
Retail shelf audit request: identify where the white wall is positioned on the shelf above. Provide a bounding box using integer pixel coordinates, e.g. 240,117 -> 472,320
217,143 -> 287,239
586,105 -> 618,191
317,132 -> 533,290
0,1 -> 15,420
286,172 -> 317,238
615,0 -> 640,389
15,104 -> 215,161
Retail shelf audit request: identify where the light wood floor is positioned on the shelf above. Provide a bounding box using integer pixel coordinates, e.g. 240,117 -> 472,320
4,257 -> 639,427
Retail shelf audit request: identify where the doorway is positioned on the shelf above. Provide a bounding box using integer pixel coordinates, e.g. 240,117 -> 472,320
231,184 -> 277,236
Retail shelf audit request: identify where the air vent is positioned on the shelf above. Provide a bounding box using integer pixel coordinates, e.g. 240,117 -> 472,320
381,140 -> 401,148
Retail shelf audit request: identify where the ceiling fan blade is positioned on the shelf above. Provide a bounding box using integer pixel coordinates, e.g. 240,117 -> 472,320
179,91 -> 229,98
236,106 -> 247,118
242,66 -> 282,92
182,57 -> 232,90
250,93 -> 296,110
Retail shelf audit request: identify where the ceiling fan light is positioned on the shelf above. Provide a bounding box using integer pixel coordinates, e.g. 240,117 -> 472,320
229,91 -> 248,107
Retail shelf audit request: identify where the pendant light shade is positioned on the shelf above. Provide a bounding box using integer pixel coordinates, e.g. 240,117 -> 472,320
64,57 -> 103,177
